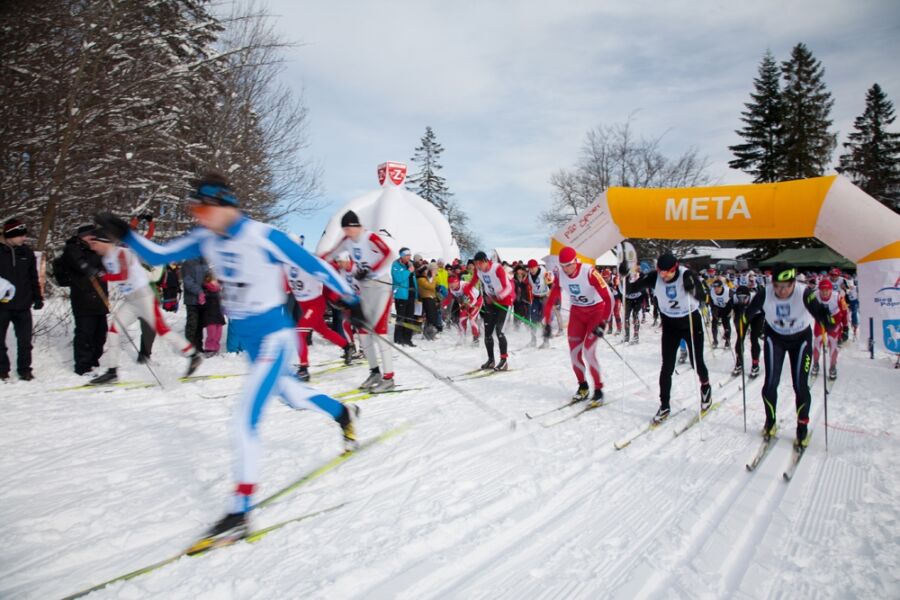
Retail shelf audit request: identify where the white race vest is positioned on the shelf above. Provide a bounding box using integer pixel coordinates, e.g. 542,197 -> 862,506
762,283 -> 813,335
102,247 -> 149,297
529,267 -> 550,297
654,266 -> 699,318
710,287 -> 730,309
561,264 -> 604,308
285,265 -> 324,302
815,290 -> 841,317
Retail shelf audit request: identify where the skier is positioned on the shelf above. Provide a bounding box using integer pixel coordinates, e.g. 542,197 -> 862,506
708,278 -> 733,349
731,285 -> 762,377
542,246 -> 612,403
744,265 -> 836,448
464,251 -> 514,371
443,275 -> 482,344
623,269 -> 643,344
286,260 -> 355,382
94,171 -> 361,548
626,252 -> 712,423
320,211 -> 397,390
330,251 -> 362,357
811,278 -> 847,380
86,229 -> 201,384
527,259 -> 552,347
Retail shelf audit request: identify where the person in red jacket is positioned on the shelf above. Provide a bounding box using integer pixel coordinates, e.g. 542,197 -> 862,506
442,274 -> 482,344
464,251 -> 514,371
543,246 -> 613,403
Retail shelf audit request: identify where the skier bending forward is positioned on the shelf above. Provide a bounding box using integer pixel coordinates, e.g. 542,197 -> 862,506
95,171 -> 360,551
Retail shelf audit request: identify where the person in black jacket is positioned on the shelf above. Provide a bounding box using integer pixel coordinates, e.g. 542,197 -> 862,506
52,224 -> 109,375
0,219 -> 44,380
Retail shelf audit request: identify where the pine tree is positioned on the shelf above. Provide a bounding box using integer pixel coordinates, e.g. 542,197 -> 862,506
729,50 -> 783,183
779,43 -> 836,180
837,83 -> 900,213
407,126 -> 478,254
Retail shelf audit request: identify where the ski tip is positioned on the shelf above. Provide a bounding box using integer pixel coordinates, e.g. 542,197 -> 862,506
782,472 -> 791,481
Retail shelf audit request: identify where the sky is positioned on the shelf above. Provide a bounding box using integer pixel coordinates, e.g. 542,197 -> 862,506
267,0 -> 900,252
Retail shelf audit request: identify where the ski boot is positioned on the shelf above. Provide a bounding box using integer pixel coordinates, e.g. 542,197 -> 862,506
700,382 -> 712,412
89,368 -> 118,385
828,366 -> 837,381
472,336 -> 480,347
711,339 -> 718,349
749,362 -> 760,378
185,351 -> 203,377
340,404 -> 360,452
762,420 -> 778,440
811,362 -> 819,377
342,344 -> 354,366
359,368 -> 381,390
678,349 -> 688,364
188,512 -> 248,555
296,365 -> 310,382
494,357 -> 508,371
723,337 -> 731,348
794,423 -> 810,450
351,346 -> 365,360
371,376 -> 396,392
19,370 -> 34,381
623,331 -> 630,344
731,363 -> 743,377
631,332 -> 639,344
652,406 -> 671,425
572,382 -> 589,402
589,387 -> 604,407
480,358 -> 495,370
539,338 -> 550,349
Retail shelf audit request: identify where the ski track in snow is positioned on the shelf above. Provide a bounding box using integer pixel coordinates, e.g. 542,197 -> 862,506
1,301 -> 898,599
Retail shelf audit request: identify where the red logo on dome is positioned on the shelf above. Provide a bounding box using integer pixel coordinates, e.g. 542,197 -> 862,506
378,162 -> 407,187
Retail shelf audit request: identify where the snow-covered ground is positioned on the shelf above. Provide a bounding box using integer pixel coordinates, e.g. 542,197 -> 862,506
1,301 -> 898,599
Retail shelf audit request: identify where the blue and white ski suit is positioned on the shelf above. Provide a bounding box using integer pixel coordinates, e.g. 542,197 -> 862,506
123,215 -> 357,511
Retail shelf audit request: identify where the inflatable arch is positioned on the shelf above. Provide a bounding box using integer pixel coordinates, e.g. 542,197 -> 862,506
549,175 -> 900,354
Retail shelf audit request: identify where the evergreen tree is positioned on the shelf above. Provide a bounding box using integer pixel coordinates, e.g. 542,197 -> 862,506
729,50 -> 783,183
837,83 -> 900,213
779,43 -> 836,180
407,126 -> 478,255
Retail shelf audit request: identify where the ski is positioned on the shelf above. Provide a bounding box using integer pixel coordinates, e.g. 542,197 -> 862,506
54,373 -> 245,393
783,431 -> 812,481
672,400 -> 726,437
61,504 -> 345,600
525,398 -> 583,420
335,387 -> 429,402
252,423 -> 409,509
614,408 -> 687,450
745,435 -> 777,472
451,368 -> 514,382
540,399 -> 617,427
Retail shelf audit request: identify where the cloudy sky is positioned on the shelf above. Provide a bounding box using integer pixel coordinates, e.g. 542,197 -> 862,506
267,0 -> 900,251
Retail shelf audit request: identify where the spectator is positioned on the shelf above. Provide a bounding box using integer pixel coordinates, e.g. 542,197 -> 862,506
52,224 -> 109,375
417,262 -> 441,338
160,263 -> 182,312
0,219 -> 43,381
201,272 -> 225,355
181,256 -> 208,352
391,247 -> 418,346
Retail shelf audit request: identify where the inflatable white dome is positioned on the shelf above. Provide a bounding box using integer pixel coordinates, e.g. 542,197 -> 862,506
316,162 -> 460,261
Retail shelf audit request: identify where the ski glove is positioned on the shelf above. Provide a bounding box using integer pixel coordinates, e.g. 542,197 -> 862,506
94,212 -> 130,241
33,299 -> 44,310
354,266 -> 370,281
593,324 -> 606,338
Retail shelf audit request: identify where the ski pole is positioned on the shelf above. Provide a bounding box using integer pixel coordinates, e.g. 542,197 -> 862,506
357,321 -> 516,429
738,317 -> 747,433
90,277 -> 165,389
598,334 -> 652,392
686,308 -> 705,440
492,301 -> 539,329
822,328 -> 829,452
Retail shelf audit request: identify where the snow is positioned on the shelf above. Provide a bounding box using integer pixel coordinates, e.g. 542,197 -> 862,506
1,300 -> 898,599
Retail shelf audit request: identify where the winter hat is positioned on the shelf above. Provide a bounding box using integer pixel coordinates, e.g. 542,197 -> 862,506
473,251 -> 489,262
3,219 -> 27,238
91,227 -> 113,243
773,265 -> 796,282
76,224 -> 96,237
559,247 -> 577,265
818,278 -> 833,291
190,171 -> 239,207
341,210 -> 361,227
656,252 -> 677,271
527,259 -> 539,269
448,275 -> 460,285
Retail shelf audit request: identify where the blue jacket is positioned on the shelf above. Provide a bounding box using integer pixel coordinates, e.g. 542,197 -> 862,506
392,259 -> 418,301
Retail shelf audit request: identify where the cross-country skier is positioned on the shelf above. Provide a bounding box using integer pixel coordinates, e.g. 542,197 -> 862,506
623,269 -> 643,344
543,246 -> 613,403
94,171 -> 360,549
286,260 -> 355,382
708,278 -> 733,349
320,211 -> 397,391
443,274 -> 482,344
811,278 -> 847,380
464,251 -> 514,370
744,265 -> 836,448
626,252 -> 712,423
86,230 -> 202,384
731,285 -> 762,378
